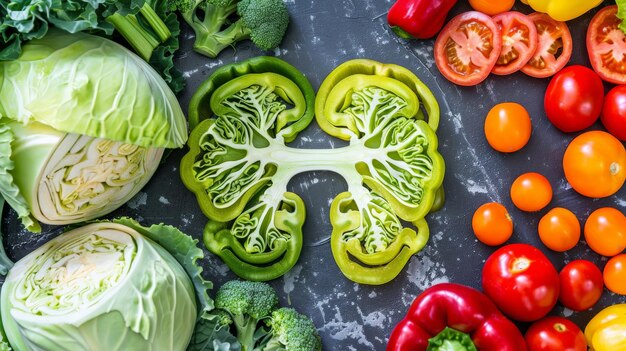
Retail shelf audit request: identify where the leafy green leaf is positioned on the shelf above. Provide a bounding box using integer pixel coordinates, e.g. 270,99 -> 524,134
618,0 -> 626,34
0,124 -> 40,233
187,315 -> 241,351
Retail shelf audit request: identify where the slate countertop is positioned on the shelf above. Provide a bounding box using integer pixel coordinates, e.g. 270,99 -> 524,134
3,1 -> 626,350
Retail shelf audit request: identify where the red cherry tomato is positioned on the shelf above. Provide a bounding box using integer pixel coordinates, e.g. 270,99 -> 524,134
435,11 -> 502,86
521,13 -> 572,78
587,6 -> 626,85
602,85 -> 626,141
525,316 -> 587,351
492,12 -> 538,75
482,244 -> 560,322
544,65 -> 604,132
559,260 -> 604,311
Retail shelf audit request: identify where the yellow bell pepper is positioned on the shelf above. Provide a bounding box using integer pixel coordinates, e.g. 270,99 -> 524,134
520,0 -> 602,21
585,304 -> 626,351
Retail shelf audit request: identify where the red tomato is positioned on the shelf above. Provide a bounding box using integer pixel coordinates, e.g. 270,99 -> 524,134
587,6 -> 626,85
525,316 -> 587,351
482,244 -> 559,322
434,11 -> 502,86
544,65 -> 604,132
492,12 -> 538,75
559,260 -> 604,311
602,85 -> 626,141
521,13 -> 572,78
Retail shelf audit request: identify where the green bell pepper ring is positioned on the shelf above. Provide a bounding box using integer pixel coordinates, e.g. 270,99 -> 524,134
330,191 -> 429,285
188,56 -> 316,143
315,59 -> 440,141
203,191 -> 305,282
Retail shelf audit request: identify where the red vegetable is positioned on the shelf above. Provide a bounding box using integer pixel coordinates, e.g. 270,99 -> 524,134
544,65 -> 604,133
525,316 -> 587,351
559,260 -> 603,311
387,283 -> 527,351
434,11 -> 502,86
587,6 -> 626,85
482,244 -> 560,322
387,0 -> 458,40
521,13 -> 572,79
602,85 -> 626,141
492,12 -> 538,75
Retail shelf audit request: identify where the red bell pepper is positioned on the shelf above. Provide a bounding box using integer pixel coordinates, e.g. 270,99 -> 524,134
387,283 -> 527,351
387,0 -> 458,40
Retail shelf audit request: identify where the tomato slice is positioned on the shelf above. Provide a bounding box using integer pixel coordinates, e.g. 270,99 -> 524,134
492,12 -> 537,75
521,13 -> 572,78
434,11 -> 502,86
587,6 -> 626,84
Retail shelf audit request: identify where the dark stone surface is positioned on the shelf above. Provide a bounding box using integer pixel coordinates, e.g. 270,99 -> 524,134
3,1 -> 625,350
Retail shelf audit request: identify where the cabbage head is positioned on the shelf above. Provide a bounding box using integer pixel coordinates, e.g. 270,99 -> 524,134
0,30 -> 187,232
0,221 -> 198,351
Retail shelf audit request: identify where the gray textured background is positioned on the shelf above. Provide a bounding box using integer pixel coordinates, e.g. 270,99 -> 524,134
3,1 -> 626,350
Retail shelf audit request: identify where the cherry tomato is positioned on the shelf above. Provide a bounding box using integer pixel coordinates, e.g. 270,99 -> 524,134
584,207 -> 626,257
510,172 -> 552,212
492,12 -> 538,75
587,6 -> 626,85
434,12 -> 502,86
484,102 -> 532,152
602,85 -> 626,141
544,65 -> 604,133
563,131 -> 626,198
472,202 -> 514,246
559,260 -> 603,311
604,254 -> 626,295
525,316 -> 587,351
538,208 -> 580,252
469,0 -> 514,16
482,243 -> 560,322
521,13 -> 572,78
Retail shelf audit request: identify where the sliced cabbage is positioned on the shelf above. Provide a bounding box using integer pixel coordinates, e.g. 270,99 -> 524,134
0,221 -> 198,351
1,120 -> 163,228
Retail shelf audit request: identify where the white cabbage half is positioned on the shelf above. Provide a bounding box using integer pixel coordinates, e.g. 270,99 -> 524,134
0,222 -> 197,351
4,120 -> 163,227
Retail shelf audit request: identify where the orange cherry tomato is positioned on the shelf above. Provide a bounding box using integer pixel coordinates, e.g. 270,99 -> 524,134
538,208 -> 580,252
563,131 -> 626,198
469,0 -> 515,15
510,172 -> 553,212
604,254 -> 626,295
484,102 -> 532,153
472,202 -> 514,246
584,207 -> 626,257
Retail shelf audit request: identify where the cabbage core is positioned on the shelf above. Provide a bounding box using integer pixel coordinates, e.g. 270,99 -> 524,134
14,229 -> 135,316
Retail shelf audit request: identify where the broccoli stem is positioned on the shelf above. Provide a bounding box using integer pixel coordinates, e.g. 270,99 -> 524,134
106,3 -> 171,61
233,314 -> 258,351
191,2 -> 251,58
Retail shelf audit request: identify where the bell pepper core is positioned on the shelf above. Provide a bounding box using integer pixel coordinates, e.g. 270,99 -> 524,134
387,0 -> 458,40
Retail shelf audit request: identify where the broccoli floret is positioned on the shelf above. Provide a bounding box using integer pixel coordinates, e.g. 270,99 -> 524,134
215,280 -> 279,351
180,0 -> 289,58
258,308 -> 322,351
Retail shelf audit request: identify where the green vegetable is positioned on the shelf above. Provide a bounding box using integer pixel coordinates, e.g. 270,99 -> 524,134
0,31 -> 187,232
0,220 -> 202,351
214,280 -> 321,351
258,308 -> 322,351
215,280 -> 279,350
181,0 -> 290,58
182,57 -> 444,285
0,0 -> 184,92
181,57 -> 314,281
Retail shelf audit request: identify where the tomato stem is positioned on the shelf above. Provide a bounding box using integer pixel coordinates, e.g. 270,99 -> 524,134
610,162 -> 621,176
